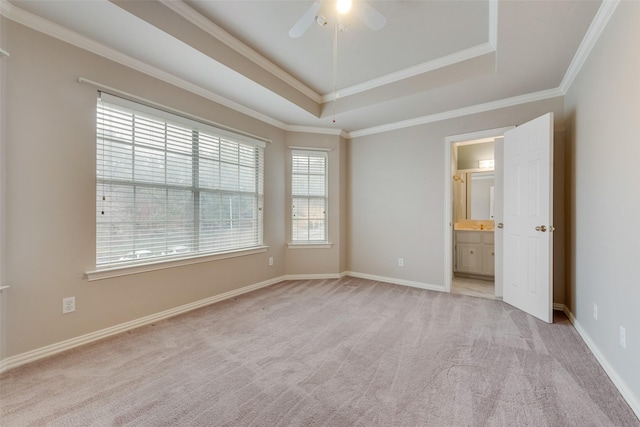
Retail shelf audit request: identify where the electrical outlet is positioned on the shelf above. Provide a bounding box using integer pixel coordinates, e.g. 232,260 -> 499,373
398,258 -> 404,267
268,257 -> 274,266
62,297 -> 75,314
619,326 -> 627,349
593,303 -> 598,320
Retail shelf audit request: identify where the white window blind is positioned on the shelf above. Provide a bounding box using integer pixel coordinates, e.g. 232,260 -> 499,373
96,92 -> 265,268
291,149 -> 328,243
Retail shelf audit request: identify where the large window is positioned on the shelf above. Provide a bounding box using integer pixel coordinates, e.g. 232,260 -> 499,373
96,92 -> 265,268
291,149 -> 328,243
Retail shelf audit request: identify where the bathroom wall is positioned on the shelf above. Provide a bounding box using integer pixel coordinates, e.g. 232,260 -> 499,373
457,141 -> 494,170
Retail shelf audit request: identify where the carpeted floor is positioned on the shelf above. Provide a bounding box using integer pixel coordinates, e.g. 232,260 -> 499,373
1,277 -> 638,426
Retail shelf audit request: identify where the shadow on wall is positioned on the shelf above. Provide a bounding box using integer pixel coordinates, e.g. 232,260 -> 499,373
563,109 -> 576,313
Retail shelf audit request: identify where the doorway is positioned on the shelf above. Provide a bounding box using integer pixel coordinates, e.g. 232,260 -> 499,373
443,127 -> 513,299
444,115 -> 555,322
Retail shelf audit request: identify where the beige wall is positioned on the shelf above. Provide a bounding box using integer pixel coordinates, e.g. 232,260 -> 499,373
3,6 -> 623,391
0,21 -> 7,359
1,20 -> 290,358
339,136 -> 348,273
283,132 -> 345,276
564,1 -> 640,404
0,19 -> 355,361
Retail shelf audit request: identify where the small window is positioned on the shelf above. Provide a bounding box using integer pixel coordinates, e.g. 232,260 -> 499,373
291,149 -> 328,243
96,92 -> 265,268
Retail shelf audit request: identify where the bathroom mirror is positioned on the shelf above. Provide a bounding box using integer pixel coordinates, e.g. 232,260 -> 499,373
468,171 -> 494,220
453,171 -> 495,221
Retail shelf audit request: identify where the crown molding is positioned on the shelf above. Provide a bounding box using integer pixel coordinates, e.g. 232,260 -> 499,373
321,42 -> 496,103
348,88 -> 564,139
1,0 -> 288,131
284,125 -> 347,138
320,0 -> 499,102
159,0 -> 322,104
560,0 -> 620,94
2,0 -> 609,142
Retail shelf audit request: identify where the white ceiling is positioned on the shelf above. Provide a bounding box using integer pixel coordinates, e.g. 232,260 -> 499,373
3,0 -> 602,135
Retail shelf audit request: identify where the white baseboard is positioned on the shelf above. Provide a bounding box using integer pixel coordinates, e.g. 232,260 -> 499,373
344,271 -> 445,292
0,272 -> 424,373
0,275 -> 286,374
283,273 -> 342,280
562,306 -> 640,420
4,275 -> 638,422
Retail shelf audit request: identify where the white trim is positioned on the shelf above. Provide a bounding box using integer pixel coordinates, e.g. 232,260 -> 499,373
287,243 -> 333,249
0,0 -> 288,131
321,42 -> 496,102
86,247 -> 268,281
123,0 -> 504,108
349,88 -> 563,139
563,306 -> 640,420
560,0 -> 620,93
1,0 -> 350,138
0,275 -> 286,374
0,48 -> 9,57
283,273 -> 342,281
446,127 -> 515,146
1,0 -> 617,142
159,0 -> 321,104
553,303 -> 566,312
443,126 -> 514,295
344,271 -> 445,293
284,125 -> 345,136
0,285 -> 9,293
444,147 -> 453,294
288,146 -> 332,152
320,1 -> 499,102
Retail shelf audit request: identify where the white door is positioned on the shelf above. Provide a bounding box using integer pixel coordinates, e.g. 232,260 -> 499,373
503,113 -> 554,323
493,137 -> 504,298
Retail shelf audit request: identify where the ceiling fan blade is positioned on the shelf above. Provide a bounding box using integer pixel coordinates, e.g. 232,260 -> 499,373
355,1 -> 387,31
289,1 -> 323,38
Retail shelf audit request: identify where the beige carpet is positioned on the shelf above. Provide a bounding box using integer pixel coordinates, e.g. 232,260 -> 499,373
1,277 -> 638,426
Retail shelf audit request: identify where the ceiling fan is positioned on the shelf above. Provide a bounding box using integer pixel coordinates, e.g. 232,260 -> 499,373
288,0 -> 387,38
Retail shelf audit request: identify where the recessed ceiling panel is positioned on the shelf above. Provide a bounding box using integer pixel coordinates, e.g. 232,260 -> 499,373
185,0 -> 490,94
6,0 -> 602,134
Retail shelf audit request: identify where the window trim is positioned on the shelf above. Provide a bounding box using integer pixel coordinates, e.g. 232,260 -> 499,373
287,242 -> 333,249
86,246 -> 268,281
289,147 -> 330,245
94,92 -> 266,270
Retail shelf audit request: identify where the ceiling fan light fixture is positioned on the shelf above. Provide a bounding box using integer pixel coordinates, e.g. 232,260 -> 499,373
337,0 -> 352,15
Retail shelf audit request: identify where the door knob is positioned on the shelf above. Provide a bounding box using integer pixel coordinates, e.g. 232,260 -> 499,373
535,225 -> 547,232
497,223 -> 504,229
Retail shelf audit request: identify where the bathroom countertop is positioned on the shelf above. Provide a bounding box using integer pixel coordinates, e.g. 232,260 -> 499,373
454,227 -> 494,232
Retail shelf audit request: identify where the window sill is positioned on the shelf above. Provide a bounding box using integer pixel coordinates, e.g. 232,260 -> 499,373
86,246 -> 268,281
287,242 -> 333,249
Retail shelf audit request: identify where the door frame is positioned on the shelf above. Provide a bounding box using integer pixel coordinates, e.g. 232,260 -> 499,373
444,126 -> 514,294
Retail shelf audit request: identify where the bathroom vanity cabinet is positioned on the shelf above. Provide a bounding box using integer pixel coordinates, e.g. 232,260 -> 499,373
454,230 -> 494,278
